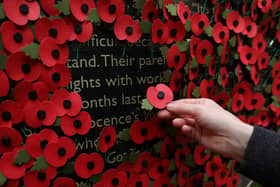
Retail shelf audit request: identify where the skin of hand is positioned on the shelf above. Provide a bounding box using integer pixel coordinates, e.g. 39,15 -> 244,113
158,98 -> 254,162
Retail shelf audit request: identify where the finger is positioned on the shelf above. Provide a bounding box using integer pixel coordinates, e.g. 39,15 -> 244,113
166,102 -> 199,116
157,110 -> 177,119
183,117 -> 196,127
173,118 -> 186,128
169,98 -> 205,105
181,125 -> 201,142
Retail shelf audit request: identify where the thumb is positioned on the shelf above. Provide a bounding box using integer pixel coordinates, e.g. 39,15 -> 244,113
166,102 -> 199,116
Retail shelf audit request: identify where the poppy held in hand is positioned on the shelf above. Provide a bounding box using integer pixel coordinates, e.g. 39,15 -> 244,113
0,100 -> 23,128
0,71 -> 9,97
97,0 -> 125,23
152,19 -> 168,44
23,166 -> 57,187
53,177 -> 76,187
213,23 -> 229,44
130,120 -> 156,144
166,45 -> 186,70
74,153 -> 104,179
226,11 -> 244,34
195,40 -> 213,64
142,1 -> 159,22
177,1 -> 191,24
0,127 -> 22,154
99,126 -> 116,153
191,13 -> 209,36
70,0 -> 96,22
147,84 -> 174,109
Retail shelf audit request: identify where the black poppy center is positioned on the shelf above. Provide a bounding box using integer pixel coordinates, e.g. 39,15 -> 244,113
246,25 -> 252,32
198,21 -> 204,29
37,172 -> 46,181
63,100 -> 72,109
258,42 -> 263,48
136,181 -> 143,187
52,49 -> 60,59
238,88 -> 244,94
233,179 -> 238,184
236,100 -> 242,107
40,139 -> 48,149
277,84 -> 280,90
261,115 -> 266,121
105,134 -> 111,143
21,63 -> 31,74
174,55 -> 180,63
58,147 -> 66,156
2,111 -> 11,122
157,29 -> 163,37
251,99 -> 257,105
148,11 -> 154,20
161,185 -> 168,187
112,178 -> 119,186
211,163 -> 218,170
87,161 -> 95,170
19,4 -> 29,15
48,28 -> 58,38
157,165 -> 164,173
28,90 -> 38,101
218,99 -> 224,105
233,20 -> 239,27
125,26 -> 133,35
52,72 -> 61,82
183,11 -> 188,19
219,31 -> 225,39
160,121 -> 167,128
108,4 -> 116,14
201,48 -> 207,56
157,91 -> 165,100
221,171 -> 226,178
81,3 -> 89,14
206,86 -> 212,93
180,154 -> 186,161
246,53 -> 252,60
73,119 -> 82,129
74,24 -> 83,34
261,58 -> 266,64
142,160 -> 148,168
262,0 -> 267,6
170,29 -> 177,37
175,79 -> 180,86
140,128 -> 148,136
13,32 -> 23,43
37,110 -> 46,120
193,44 -> 197,52
182,171 -> 188,179
1,136 -> 11,147
222,74 -> 226,80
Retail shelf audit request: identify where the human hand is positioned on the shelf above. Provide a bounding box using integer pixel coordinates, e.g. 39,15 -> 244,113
158,98 -> 253,162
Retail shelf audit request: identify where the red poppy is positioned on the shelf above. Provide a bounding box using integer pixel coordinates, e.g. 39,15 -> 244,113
0,100 -> 23,128
147,84 -> 174,109
166,45 -> 186,70
187,81 -> 197,98
251,65 -> 260,85
205,156 -> 223,177
203,181 -> 214,187
213,92 -> 230,108
186,172 -> 204,187
53,177 -> 76,187
24,101 -> 57,128
70,0 -> 96,22
232,81 -> 251,97
163,0 -> 174,20
220,66 -> 228,88
127,173 -> 149,187
177,1 -> 191,24
118,161 -> 135,177
257,52 -> 269,70
194,145 -> 211,166
226,11 -> 244,33
272,78 -> 280,96
151,117 -> 170,138
195,40 -> 213,64
153,177 -> 173,187
232,94 -> 245,113
191,13 -> 209,36
252,34 -> 266,53
44,136 -> 76,167
214,3 -> 222,23
3,0 -> 40,26
190,35 -> 200,58
97,0 -> 125,23
274,108 -> 280,126
5,52 -> 42,82
101,169 -> 128,187
176,129 -> 191,145
255,108 -> 271,127
277,27 -> 280,43
251,0 -> 258,21
258,17 -> 270,34
245,92 -> 265,110
130,120 -> 156,144
0,151 -> 26,179
177,165 -> 190,186
35,17 -> 69,45
152,19 -> 168,44
221,44 -> 230,64
99,126 -> 116,153
242,17 -> 257,38
213,23 -> 229,44
142,0 -> 159,22
258,0 -> 272,13
64,16 -> 93,43
170,70 -> 183,93
26,129 -> 58,158
14,81 -> 49,107
227,173 -> 240,187
148,159 -> 170,180
200,79 -> 214,98
133,152 -> 155,173
237,63 -> 243,82
207,56 -> 216,76
50,88 -> 82,117
272,62 -> 280,78
75,153 -> 104,179
240,45 -> 258,65
0,127 -> 22,154
23,166 -> 57,187
174,147 -> 191,168
160,136 -> 175,158
0,71 -> 9,97
39,37 -> 69,67
40,0 -> 59,16
114,15 -> 142,43
166,20 -> 185,44
0,179 -> 19,187
0,21 -> 33,53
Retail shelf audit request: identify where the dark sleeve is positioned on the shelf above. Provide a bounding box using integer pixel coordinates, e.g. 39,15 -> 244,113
236,126 -> 280,186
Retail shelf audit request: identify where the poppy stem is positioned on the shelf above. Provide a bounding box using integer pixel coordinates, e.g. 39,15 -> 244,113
151,43 -> 154,58
76,47 -> 79,59
20,127 -> 27,138
263,70 -> 271,87
202,0 -> 208,13
122,47 -> 126,57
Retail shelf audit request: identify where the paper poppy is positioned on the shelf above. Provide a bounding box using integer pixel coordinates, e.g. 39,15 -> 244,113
130,120 -> 156,144
39,64 -> 71,92
61,111 -> 91,136
175,129 -> 191,145
3,0 -> 40,26
166,21 -> 185,44
101,169 -> 128,187
205,156 -> 223,177
214,3 -> 222,23
166,45 -> 186,70
258,0 -> 272,13
152,177 -> 172,187
0,151 -> 26,179
177,1 -> 191,24
195,40 -> 213,64
252,34 -> 266,53
257,52 -> 269,70
245,92 -> 265,110
212,92 -> 230,109
50,88 -> 82,117
274,108 -> 280,126
70,0 -> 96,22
232,94 -> 245,113
251,65 -> 260,85
242,17 -> 257,38
227,173 -> 240,187
151,117 -> 170,138
193,145 -> 211,166
44,136 -> 76,167
24,101 -> 57,128
39,37 -> 69,67
232,81 -> 251,97
200,79 -> 214,98
5,52 -> 42,82
64,16 -> 93,43
23,166 -> 57,187
174,147 -> 191,168
170,70 -> 183,93
189,60 -> 200,80
127,173 -> 149,187
160,136 -> 175,158
272,62 -> 280,78
0,179 -> 19,187
0,21 -> 33,53
258,17 -> 270,34
226,11 -> 244,34
114,15 -> 142,43
118,161 -> 135,177
53,177 -> 76,187
255,108 -> 271,127
148,159 -> 170,180
163,0 -> 174,20
190,35 -> 200,58
152,19 -> 168,44
0,71 -> 9,98
74,153 -> 104,179
0,127 -> 22,154
240,45 -> 258,65
213,23 -> 229,44
177,165 -> 190,186
133,152 -> 155,174
14,81 -> 49,107
203,181 -> 214,187
187,81 -> 197,98
142,0 -> 159,22
272,78 -> 280,96
35,17 -> 69,44
220,66 -> 228,88
147,84 -> 174,109
0,100 -> 23,128
214,165 -> 230,186
191,13 -> 209,36
208,56 -> 216,76
99,126 -> 116,153
40,0 -> 59,16
25,129 -> 59,158
221,44 -> 230,64
97,0 -> 125,23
